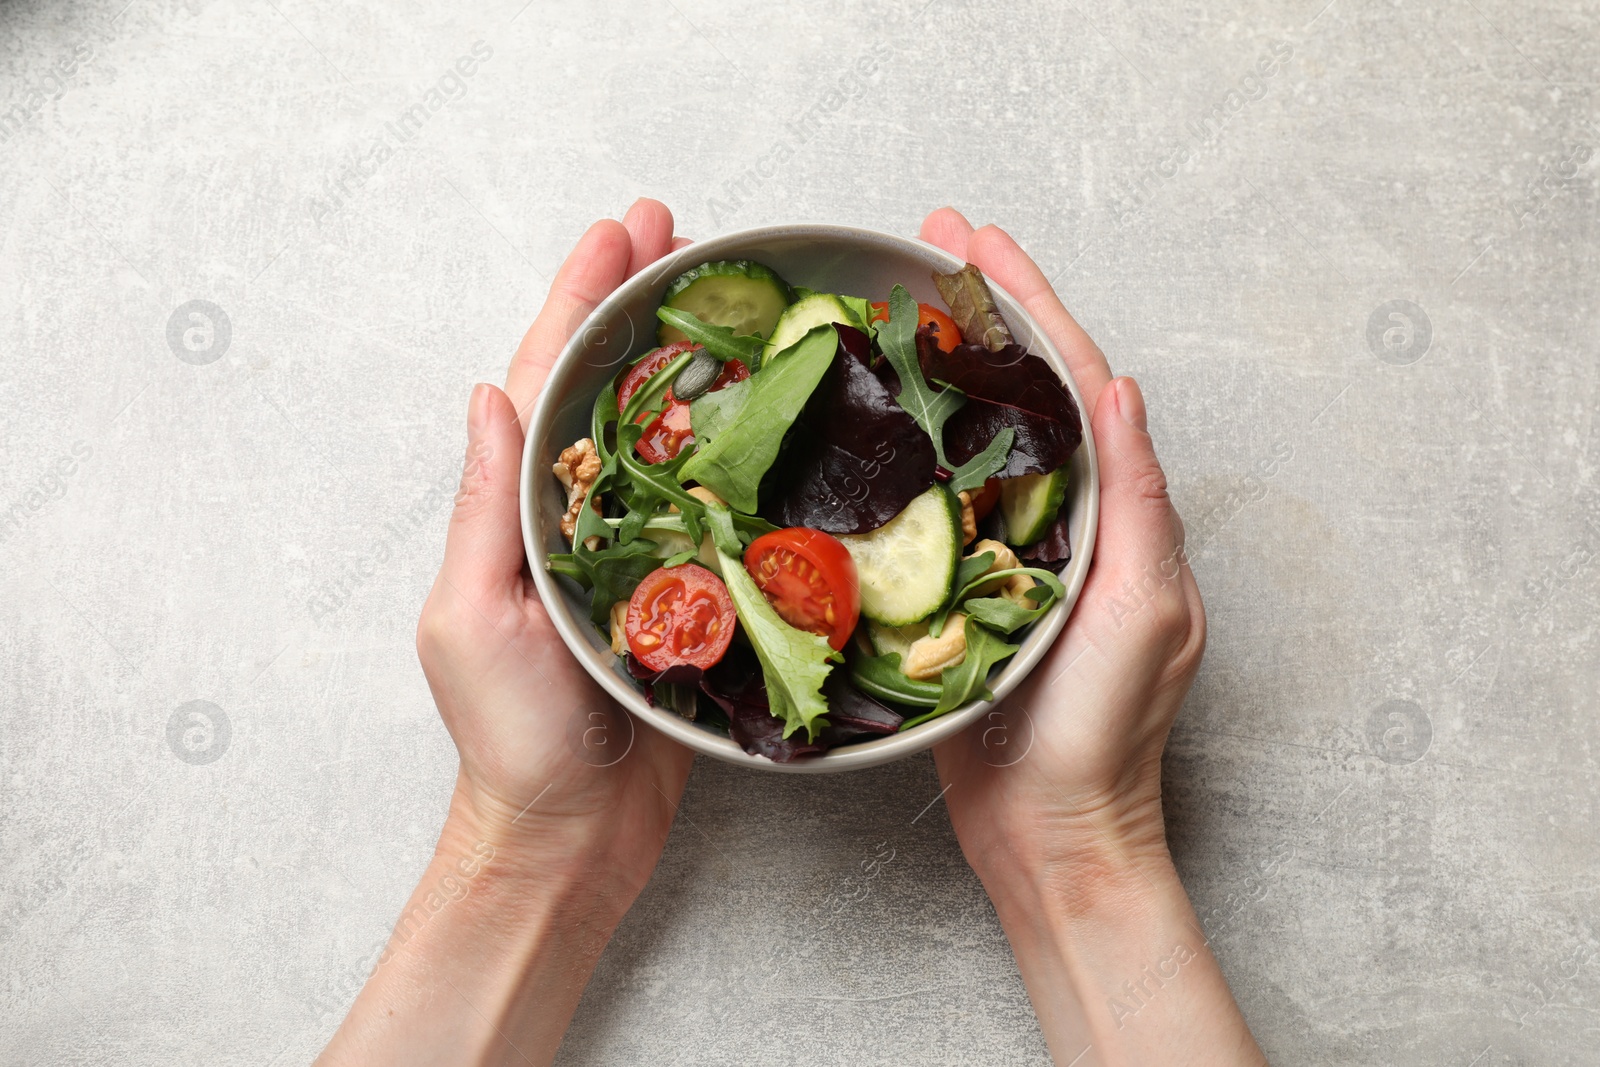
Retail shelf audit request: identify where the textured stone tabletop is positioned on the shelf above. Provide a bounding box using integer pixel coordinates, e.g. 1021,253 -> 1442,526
2,1 -> 1597,1064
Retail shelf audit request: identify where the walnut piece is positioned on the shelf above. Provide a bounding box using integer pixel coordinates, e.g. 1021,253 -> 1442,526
552,438 -> 602,545
903,613 -> 968,680
608,600 -> 628,656
957,490 -> 977,546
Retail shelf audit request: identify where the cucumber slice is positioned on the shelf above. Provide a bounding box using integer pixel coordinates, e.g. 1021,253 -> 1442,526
657,260 -> 792,346
837,487 -> 962,626
1000,468 -> 1070,546
867,619 -> 929,660
763,292 -> 863,361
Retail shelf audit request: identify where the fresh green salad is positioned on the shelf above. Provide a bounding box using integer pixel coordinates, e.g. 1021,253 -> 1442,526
547,257 -> 1083,760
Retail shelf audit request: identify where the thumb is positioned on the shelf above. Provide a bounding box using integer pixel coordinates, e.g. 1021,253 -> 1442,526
439,383 -> 528,601
1089,376 -> 1186,588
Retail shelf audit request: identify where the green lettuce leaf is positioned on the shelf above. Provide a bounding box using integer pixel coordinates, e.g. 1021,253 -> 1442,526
680,325 -> 837,513
706,505 -> 838,741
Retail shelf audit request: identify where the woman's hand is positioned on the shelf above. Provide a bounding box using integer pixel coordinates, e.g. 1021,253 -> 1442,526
920,209 -> 1263,1066
417,200 -> 695,903
318,200 -> 696,1067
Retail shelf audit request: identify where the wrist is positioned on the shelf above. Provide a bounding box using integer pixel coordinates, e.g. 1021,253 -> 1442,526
437,779 -> 642,929
968,785 -> 1172,917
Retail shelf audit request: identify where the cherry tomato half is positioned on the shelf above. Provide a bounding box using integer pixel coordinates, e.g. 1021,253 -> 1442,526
744,528 -> 860,651
625,564 -> 737,672
968,477 -> 1001,522
867,301 -> 962,354
615,344 -> 749,463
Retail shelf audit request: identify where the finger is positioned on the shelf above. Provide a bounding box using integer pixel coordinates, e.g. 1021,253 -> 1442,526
439,384 -> 529,601
965,224 -> 1114,412
505,219 -> 632,429
920,206 -> 976,260
621,198 -> 676,279
670,235 -> 694,251
1076,377 -> 1193,637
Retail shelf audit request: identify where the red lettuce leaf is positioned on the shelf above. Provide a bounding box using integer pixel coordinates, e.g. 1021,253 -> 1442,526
762,326 -> 937,534
917,330 -> 1083,478
816,672 -> 903,747
699,644 -> 828,761
1018,496 -> 1073,565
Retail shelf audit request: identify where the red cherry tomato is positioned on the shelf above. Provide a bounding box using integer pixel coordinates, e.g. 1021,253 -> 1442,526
615,345 -> 749,463
867,301 -> 962,354
968,477 -> 1001,522
743,528 -> 860,651
625,564 -> 737,672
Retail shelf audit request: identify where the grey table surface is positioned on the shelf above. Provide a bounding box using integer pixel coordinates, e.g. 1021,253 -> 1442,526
3,0 -> 1597,1064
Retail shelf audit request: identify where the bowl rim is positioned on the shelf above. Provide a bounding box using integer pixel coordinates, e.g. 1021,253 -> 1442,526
521,222 -> 1099,773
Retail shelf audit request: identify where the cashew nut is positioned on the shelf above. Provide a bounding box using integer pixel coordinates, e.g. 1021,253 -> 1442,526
902,613 -> 968,680
608,599 -> 629,656
957,490 -> 978,546
966,538 -> 1021,596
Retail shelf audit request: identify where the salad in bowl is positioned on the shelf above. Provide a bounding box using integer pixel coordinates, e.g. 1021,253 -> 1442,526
538,243 -> 1089,764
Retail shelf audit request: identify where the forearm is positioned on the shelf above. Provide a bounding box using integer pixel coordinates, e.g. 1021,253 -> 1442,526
316,799 -> 628,1067
987,840 -> 1265,1067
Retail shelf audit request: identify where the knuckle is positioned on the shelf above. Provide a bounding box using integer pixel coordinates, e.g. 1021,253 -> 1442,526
1128,459 -> 1170,506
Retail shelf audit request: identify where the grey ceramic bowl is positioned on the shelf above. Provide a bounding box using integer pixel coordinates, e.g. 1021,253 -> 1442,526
522,224 -> 1099,773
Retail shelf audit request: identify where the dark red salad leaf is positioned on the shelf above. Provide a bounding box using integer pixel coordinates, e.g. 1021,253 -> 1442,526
1018,495 -> 1073,565
917,330 -> 1083,478
699,645 -> 828,761
763,326 -> 937,534
816,672 -> 903,747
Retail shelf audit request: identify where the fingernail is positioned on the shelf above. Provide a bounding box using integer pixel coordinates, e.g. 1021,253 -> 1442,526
468,383 -> 491,441
1116,377 -> 1148,432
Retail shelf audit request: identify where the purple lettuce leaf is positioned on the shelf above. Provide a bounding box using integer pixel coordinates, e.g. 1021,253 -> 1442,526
916,330 -> 1083,478
699,644 -> 828,761
762,326 -> 936,534
816,671 -> 903,747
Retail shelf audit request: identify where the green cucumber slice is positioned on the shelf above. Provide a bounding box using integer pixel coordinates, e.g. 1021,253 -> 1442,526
999,468 -> 1070,546
657,260 -> 792,345
866,619 -> 929,660
837,486 -> 962,626
763,292 -> 863,361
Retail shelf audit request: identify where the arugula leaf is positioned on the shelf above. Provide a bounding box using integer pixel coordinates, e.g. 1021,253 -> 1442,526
661,549 -> 698,568
680,325 -> 838,513
962,592 -> 1051,634
879,286 -> 966,458
895,617 -> 1020,726
654,307 -> 766,368
569,538 -> 662,624
702,502 -> 745,558
591,378 -> 619,466
878,286 -> 1016,488
619,348 -> 694,426
946,426 -> 1014,493
615,421 -> 706,543
707,505 -> 839,742
931,564 -> 1065,636
934,618 -> 1018,714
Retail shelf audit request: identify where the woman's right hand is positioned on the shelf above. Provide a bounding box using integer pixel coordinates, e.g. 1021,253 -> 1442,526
920,209 -> 1263,1066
